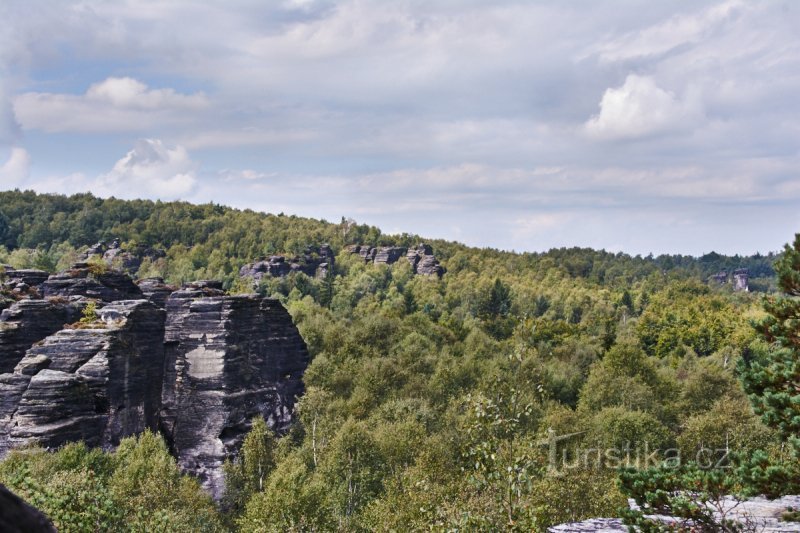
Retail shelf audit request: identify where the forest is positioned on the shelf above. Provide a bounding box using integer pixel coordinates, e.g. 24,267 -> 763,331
0,189 -> 797,532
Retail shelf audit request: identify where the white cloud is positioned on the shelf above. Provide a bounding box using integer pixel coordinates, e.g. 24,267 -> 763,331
14,77 -> 208,133
95,139 -> 196,199
0,147 -> 30,187
584,75 -> 702,140
588,0 -> 745,63
85,77 -> 207,110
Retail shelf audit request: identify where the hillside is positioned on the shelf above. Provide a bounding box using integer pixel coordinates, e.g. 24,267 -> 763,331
0,190 -> 797,531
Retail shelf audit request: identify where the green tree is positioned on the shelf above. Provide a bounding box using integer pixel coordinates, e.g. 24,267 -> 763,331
223,416 -> 277,517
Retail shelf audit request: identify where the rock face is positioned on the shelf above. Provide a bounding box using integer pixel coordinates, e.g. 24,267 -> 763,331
346,243 -> 446,277
0,260 -> 311,499
0,300 -> 166,455
239,244 -> 335,283
40,262 -> 143,302
136,277 -> 177,309
707,268 -> 750,292
548,495 -> 800,532
0,484 -> 56,533
374,246 -> 406,265
733,268 -> 749,292
0,299 -> 85,373
160,288 -> 309,497
83,238 -> 166,276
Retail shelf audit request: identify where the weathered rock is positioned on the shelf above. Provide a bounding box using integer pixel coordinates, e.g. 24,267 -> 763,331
709,270 -> 728,284
548,495 -> 800,532
4,269 -> 49,288
240,244 -> 335,283
406,243 -> 445,277
0,299 -> 85,373
82,238 -> 166,275
733,268 -> 749,292
0,484 -> 56,533
40,263 -> 143,302
160,288 -> 309,498
1,300 -> 166,455
374,246 -> 406,265
136,277 -> 177,308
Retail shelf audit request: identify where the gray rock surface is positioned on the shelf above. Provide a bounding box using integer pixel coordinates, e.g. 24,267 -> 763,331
406,243 -> 446,277
160,288 -> 309,498
0,484 -> 56,533
374,246 -> 406,265
0,299 -> 84,373
82,238 -> 166,275
0,300 -> 166,455
136,277 -> 176,308
239,244 -> 335,283
548,495 -> 800,532
40,263 -> 143,302
734,268 -> 750,292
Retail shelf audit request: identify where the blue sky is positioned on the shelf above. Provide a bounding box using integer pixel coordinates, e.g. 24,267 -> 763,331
1,0 -> 799,255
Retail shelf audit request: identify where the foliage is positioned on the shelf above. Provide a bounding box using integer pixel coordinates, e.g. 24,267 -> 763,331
0,434 -> 221,532
0,191 -> 788,531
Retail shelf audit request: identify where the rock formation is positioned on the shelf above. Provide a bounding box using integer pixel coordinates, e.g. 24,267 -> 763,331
82,238 -> 167,276
0,299 -> 85,373
346,243 -> 446,277
707,268 -> 749,292
40,262 -> 143,302
136,277 -> 177,309
0,484 -> 56,533
239,244 -> 335,283
0,262 -> 311,499
733,268 -> 749,292
160,286 -> 309,497
0,300 -> 166,455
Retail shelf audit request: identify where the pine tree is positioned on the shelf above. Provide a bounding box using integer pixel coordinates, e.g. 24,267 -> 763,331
741,233 -> 800,452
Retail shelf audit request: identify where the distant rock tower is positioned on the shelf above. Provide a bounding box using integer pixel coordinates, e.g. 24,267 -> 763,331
733,268 -> 749,292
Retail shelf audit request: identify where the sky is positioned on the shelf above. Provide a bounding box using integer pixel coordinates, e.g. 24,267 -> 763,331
1,0 -> 799,256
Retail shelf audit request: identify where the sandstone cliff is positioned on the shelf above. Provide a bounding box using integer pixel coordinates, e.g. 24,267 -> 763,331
0,259 -> 310,498
160,286 -> 309,497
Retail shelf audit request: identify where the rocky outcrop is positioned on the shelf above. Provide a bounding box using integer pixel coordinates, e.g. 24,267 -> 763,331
548,495 -> 800,532
0,484 -> 56,533
374,246 -> 406,265
160,288 -> 309,498
40,262 -> 143,302
239,244 -> 335,283
346,243 -> 445,277
0,299 -> 85,374
733,268 -> 749,292
405,244 -> 445,277
136,277 -> 177,309
82,238 -> 166,276
0,300 -> 166,455
707,268 -> 750,292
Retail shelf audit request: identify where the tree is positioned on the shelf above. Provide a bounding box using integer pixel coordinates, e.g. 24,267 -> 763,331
742,233 -> 800,450
0,209 -> 10,248
736,232 -> 800,495
222,416 -> 277,517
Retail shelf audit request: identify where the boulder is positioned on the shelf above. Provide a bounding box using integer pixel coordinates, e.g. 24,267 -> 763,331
160,288 -> 309,498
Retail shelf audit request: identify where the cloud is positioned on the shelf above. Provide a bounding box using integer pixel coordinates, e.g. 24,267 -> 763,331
584,75 -> 702,141
95,139 -> 196,199
14,77 -> 208,133
588,0 -> 744,63
0,147 -> 30,186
